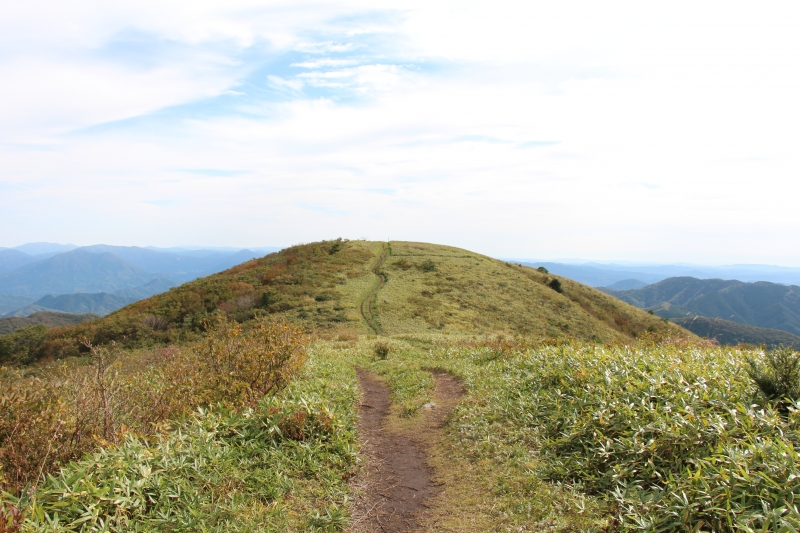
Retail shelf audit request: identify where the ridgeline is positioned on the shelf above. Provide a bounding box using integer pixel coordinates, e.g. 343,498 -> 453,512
13,239 -> 685,363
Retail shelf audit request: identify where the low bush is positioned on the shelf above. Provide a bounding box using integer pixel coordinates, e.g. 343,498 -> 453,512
0,317 -> 306,494
747,346 -> 800,410
1,352 -> 358,533
418,259 -> 437,272
547,278 -> 563,293
373,340 -> 391,359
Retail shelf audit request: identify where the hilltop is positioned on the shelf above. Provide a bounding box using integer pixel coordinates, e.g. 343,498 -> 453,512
24,239 -> 685,361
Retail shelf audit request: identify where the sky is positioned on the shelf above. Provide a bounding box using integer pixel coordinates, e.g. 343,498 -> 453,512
2,1 -> 799,265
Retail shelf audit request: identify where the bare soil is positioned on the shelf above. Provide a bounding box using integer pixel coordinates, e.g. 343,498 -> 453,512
350,370 -> 463,532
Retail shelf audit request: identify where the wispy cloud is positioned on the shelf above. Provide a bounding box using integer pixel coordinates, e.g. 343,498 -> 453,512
178,169 -> 250,177
1,1 -> 800,264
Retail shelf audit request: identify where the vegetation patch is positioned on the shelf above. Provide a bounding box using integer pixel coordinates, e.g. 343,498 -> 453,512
1,349 -> 358,532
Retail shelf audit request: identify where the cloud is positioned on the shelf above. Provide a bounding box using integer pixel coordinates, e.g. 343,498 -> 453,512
1,1 -> 800,264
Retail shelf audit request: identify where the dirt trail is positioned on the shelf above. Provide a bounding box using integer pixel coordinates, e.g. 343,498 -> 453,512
350,370 -> 463,533
359,243 -> 389,334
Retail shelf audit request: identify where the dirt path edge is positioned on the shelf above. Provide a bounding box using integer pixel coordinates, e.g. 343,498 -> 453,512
349,370 -> 464,533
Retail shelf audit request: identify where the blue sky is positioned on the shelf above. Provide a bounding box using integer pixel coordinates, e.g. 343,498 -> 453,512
1,1 -> 800,264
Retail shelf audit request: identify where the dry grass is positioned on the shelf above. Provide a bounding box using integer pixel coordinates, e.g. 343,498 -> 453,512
0,317 -> 306,494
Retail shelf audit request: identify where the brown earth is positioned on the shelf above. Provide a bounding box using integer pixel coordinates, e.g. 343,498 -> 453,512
350,370 -> 464,532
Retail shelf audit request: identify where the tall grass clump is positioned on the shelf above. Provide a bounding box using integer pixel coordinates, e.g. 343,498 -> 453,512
747,346 -> 800,411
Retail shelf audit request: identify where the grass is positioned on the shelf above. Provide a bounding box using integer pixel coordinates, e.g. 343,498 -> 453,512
11,239 -> 787,532
6,333 -> 800,532
352,336 -> 800,532
2,349 -> 359,532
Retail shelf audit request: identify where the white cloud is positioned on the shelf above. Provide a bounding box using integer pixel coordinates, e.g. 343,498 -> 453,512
1,1 -> 799,264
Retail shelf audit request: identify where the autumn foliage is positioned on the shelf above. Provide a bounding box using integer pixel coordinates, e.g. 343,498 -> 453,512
0,317 -> 306,494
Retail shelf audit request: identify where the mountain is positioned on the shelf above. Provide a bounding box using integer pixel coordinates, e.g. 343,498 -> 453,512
518,261 -> 800,287
4,279 -> 177,318
603,277 -> 800,336
673,316 -> 800,350
78,245 -> 268,282
32,240 -> 689,360
6,293 -> 132,317
0,312 -> 97,335
145,245 -> 281,257
0,295 -> 37,316
205,249 -> 264,273
13,243 -> 78,255
111,278 -> 176,300
0,249 -> 157,297
79,245 -> 223,281
522,262 -> 663,287
0,250 -> 39,274
605,279 -> 648,290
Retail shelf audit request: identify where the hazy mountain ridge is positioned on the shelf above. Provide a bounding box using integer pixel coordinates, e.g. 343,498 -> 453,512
603,277 -> 800,336
521,261 -> 800,287
3,279 -> 177,318
0,244 -> 275,317
20,240 -> 688,363
0,249 -> 158,297
672,316 -> 800,350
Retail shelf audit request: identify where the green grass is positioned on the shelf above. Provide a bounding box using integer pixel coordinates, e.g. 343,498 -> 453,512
3,346 -> 360,533
7,335 -> 800,532
354,337 -> 800,532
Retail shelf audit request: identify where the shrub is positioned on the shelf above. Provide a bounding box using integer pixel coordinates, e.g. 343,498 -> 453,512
141,314 -> 169,330
194,317 -> 307,406
747,346 -> 800,409
261,288 -> 279,307
419,259 -> 437,272
537,266 -> 549,273
0,317 -> 306,494
393,259 -> 412,271
0,326 -> 47,366
547,278 -> 563,293
374,341 -> 391,360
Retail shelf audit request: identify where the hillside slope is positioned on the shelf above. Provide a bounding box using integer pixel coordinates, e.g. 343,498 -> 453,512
0,311 -> 97,335
672,316 -> 800,349
29,240 -> 686,359
603,277 -> 800,335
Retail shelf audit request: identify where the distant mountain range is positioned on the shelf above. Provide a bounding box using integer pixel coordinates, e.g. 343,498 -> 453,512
4,279 -> 175,317
519,261 -> 800,288
0,243 -> 281,319
601,276 -> 800,340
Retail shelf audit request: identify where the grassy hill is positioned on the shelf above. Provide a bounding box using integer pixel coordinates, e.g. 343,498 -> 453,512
672,315 -> 800,349
24,240 -> 685,360
12,240 -> 800,533
603,276 -> 800,335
